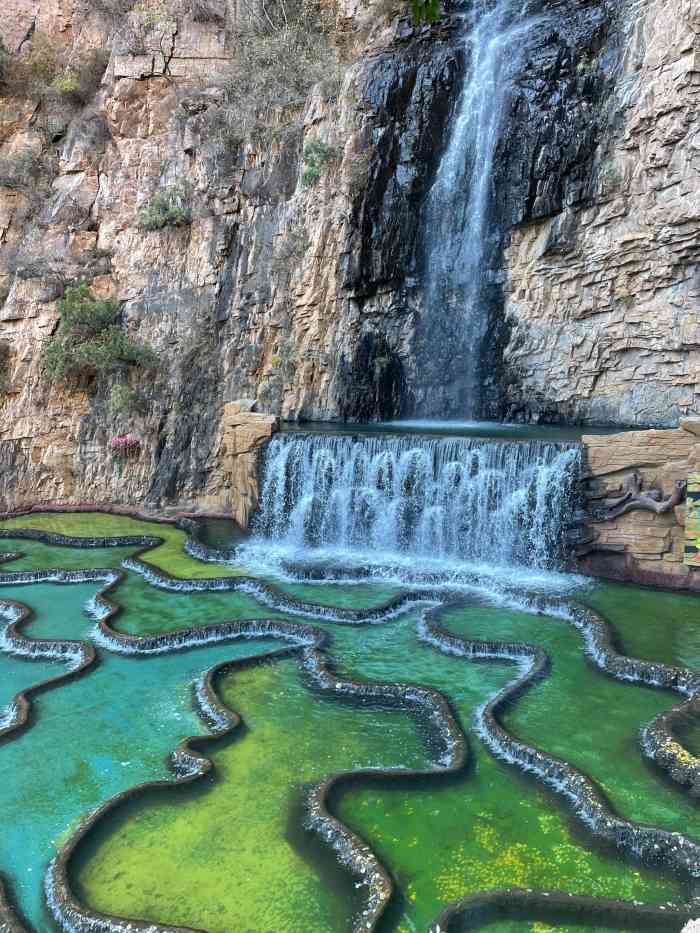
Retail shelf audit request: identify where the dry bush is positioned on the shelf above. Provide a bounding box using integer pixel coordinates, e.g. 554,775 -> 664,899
215,0 -> 340,144
0,33 -> 108,106
271,223 -> 309,275
0,33 -> 61,99
189,0 -> 227,23
0,148 -> 51,191
347,148 -> 371,199
0,341 -> 9,398
50,51 -> 111,105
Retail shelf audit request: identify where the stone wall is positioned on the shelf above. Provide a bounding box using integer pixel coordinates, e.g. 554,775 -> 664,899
201,401 -> 278,527
502,0 -> 700,427
580,419 -> 700,588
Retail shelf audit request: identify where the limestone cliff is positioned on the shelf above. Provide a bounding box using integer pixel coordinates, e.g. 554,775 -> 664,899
502,0 -> 700,427
0,0 -> 698,515
0,0 -> 457,511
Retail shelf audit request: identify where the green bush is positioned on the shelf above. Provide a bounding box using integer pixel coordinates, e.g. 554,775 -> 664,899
49,52 -> 109,105
302,139 -> 338,187
109,382 -> 142,415
43,285 -> 156,385
139,185 -> 192,231
410,0 -> 440,22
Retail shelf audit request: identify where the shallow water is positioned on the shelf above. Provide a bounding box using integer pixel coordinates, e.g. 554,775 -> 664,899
0,518 -> 698,933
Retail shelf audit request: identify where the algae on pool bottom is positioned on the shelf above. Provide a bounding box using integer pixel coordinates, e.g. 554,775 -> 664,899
0,512 -> 245,579
0,515 -> 697,933
0,538 -> 142,573
72,604 -> 686,933
71,655 -> 432,933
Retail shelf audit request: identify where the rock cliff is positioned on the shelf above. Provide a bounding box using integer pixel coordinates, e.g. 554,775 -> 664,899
502,0 -> 700,426
0,0 -> 698,514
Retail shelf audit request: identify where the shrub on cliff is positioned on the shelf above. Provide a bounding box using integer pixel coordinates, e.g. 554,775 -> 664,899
0,33 -> 61,98
49,51 -> 111,105
43,285 -> 157,385
0,342 -> 9,399
190,0 -> 226,23
0,41 -> 9,85
0,35 -> 108,105
0,149 -> 47,191
301,139 -> 339,186
139,186 -> 192,231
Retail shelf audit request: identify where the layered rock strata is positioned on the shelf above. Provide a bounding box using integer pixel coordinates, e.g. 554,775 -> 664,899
502,0 -> 700,426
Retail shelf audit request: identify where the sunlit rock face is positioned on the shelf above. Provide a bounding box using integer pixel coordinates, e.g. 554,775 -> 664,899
501,0 -> 700,427
0,0 -> 697,512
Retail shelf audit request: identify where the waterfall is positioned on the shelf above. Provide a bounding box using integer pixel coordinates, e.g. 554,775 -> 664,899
418,0 -> 536,417
244,433 -> 581,587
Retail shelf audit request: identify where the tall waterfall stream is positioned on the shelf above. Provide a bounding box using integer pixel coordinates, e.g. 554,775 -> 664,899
420,0 -> 537,416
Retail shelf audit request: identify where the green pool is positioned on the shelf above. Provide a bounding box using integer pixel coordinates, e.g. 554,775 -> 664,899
0,513 -> 698,933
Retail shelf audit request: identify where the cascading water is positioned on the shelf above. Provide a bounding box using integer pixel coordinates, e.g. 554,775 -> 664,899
243,433 -> 581,590
418,0 -> 536,417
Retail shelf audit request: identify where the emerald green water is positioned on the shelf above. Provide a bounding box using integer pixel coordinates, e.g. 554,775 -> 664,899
0,581 -> 286,929
0,517 -> 698,933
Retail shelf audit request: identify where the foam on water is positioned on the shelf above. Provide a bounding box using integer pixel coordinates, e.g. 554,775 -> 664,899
239,432 -> 585,598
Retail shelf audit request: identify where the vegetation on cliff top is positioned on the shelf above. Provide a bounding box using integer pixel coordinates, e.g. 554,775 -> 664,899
42,285 -> 156,387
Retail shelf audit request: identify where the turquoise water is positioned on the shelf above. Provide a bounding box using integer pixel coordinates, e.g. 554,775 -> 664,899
0,524 -> 698,932
0,580 -> 286,929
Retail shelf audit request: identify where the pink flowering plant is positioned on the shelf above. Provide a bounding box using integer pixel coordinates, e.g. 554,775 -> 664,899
109,434 -> 141,465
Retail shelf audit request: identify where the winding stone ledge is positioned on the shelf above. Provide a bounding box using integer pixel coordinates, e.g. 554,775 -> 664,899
420,608 -> 700,878
0,597 -> 98,743
431,887 -> 696,931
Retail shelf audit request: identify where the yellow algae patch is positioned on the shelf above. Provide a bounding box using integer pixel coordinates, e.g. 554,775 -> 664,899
0,512 -> 245,579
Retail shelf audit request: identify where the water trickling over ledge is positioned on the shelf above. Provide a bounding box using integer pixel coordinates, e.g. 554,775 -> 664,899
241,432 -> 582,592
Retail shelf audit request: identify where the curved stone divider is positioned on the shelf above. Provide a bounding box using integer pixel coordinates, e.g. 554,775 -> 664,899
518,593 -> 700,792
430,887 -> 696,931
0,529 -> 163,552
120,556 -> 437,625
46,613 -> 468,933
0,596 -> 98,744
0,874 -> 28,933
0,553 -> 22,566
0,523 -> 437,626
641,701 -> 700,796
418,607 -> 700,893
